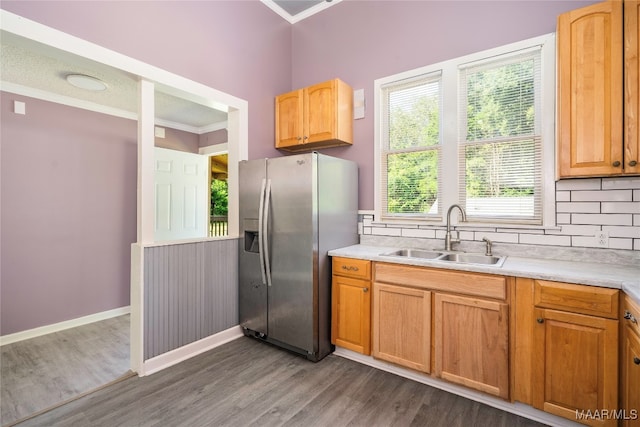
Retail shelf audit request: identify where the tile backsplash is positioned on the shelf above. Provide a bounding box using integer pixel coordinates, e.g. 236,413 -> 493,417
359,177 -> 640,265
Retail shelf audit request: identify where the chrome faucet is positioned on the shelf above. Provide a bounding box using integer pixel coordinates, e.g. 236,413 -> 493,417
444,204 -> 467,251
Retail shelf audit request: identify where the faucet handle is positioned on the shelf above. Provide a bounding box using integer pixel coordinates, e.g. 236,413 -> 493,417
482,237 -> 493,256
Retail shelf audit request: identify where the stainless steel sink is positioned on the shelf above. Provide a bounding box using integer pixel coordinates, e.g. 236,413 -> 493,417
382,249 -> 444,259
438,253 -> 505,267
380,248 -> 506,267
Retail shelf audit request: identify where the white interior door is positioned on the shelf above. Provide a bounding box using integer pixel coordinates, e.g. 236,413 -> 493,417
154,147 -> 208,241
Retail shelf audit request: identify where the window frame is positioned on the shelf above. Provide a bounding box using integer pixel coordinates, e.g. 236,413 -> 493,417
374,33 -> 556,227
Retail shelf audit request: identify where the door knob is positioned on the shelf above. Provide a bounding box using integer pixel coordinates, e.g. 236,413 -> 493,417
536,318 -> 544,324
630,160 -> 638,167
613,160 -> 621,167
634,357 -> 640,365
363,287 -> 369,293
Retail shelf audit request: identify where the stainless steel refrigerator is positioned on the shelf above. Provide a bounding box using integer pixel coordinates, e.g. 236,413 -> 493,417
239,152 -> 358,361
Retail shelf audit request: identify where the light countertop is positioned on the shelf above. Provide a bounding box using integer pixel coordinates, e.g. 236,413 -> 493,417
328,244 -> 640,304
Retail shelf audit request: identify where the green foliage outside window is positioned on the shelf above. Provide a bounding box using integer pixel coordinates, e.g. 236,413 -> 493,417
210,179 -> 228,216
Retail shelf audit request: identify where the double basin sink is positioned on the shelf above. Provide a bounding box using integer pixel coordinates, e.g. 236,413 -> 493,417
381,248 -> 506,267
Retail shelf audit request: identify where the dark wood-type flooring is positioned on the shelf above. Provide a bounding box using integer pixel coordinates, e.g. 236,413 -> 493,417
12,336 -> 548,427
1,315 -> 131,426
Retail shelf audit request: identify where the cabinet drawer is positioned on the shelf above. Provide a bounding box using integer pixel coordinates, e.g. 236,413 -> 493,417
623,294 -> 640,338
374,262 -> 506,300
332,257 -> 371,280
534,280 -> 618,319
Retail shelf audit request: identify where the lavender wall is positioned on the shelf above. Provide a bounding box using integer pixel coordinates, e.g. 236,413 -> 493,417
0,0 -> 292,161
1,93 -> 137,335
291,0 -> 600,209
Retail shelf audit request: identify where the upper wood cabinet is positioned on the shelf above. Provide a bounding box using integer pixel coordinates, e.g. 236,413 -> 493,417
275,79 -> 353,152
557,0 -> 639,177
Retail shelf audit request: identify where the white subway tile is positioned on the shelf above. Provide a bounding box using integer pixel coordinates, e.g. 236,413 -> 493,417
556,213 -> 571,224
474,231 -> 519,243
556,178 -> 601,191
401,228 -> 436,238
634,189 -> 640,201
497,228 -> 544,234
548,224 -> 600,236
571,214 -> 633,226
602,202 -> 640,214
635,215 -> 640,226
571,236 -> 599,248
634,239 -> 640,250
363,227 -> 372,235
363,217 -> 373,226
556,202 -> 601,213
608,238 -> 633,250
435,230 -> 447,239
519,234 -> 572,246
556,191 -> 571,202
459,231 -> 474,241
371,227 -> 402,237
602,177 -> 640,190
571,190 -> 633,202
358,222 -> 363,235
602,225 -> 640,238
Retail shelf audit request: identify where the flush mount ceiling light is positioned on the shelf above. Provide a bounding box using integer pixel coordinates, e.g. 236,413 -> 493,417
66,74 -> 108,91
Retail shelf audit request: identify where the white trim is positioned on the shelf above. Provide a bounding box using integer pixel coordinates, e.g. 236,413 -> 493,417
333,347 -> 583,427
260,0 -> 342,24
141,326 -> 243,376
199,142 -> 229,156
0,306 -> 130,346
1,81 -> 137,121
0,82 -> 228,135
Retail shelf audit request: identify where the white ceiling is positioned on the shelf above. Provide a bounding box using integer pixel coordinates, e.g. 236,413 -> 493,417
0,30 -> 228,133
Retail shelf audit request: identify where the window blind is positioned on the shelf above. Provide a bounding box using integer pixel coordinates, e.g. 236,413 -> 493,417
380,71 -> 443,219
458,48 -> 543,223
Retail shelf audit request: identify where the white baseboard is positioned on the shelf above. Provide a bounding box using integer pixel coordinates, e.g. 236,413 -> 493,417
141,326 -> 243,376
0,306 -> 131,346
333,347 -> 583,427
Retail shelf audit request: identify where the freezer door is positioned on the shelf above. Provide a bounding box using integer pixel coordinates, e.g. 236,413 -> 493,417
238,159 -> 268,335
265,153 -> 316,354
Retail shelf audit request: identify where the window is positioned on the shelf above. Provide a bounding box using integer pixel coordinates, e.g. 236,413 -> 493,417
375,34 -> 555,226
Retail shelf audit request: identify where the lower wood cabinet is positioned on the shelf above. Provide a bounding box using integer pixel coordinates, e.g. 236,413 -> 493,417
372,282 -> 431,373
621,295 -> 640,427
532,307 -> 619,427
434,293 -> 510,399
371,262 -> 509,398
516,278 -> 620,427
331,257 -> 372,355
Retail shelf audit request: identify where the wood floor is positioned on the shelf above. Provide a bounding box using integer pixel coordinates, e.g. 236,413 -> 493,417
1,315 -> 131,426
13,336 -> 548,427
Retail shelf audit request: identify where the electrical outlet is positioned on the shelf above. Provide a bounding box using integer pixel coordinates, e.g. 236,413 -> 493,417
596,231 -> 609,248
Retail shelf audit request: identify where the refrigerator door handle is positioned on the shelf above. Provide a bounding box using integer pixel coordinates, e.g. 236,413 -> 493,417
258,178 -> 267,286
263,179 -> 273,287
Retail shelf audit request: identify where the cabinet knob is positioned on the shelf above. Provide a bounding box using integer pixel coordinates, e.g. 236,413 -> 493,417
536,318 -> 544,324
630,160 -> 638,167
624,310 -> 638,324
613,160 -> 621,167
363,287 -> 369,293
303,136 -> 308,140
297,137 -> 302,141
634,357 -> 640,365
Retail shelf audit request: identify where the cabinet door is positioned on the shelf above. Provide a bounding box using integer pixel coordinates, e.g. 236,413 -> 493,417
304,80 -> 337,144
621,327 -> 640,427
275,89 -> 304,148
557,1 -> 624,177
331,275 -> 371,355
533,308 -> 618,427
434,294 -> 509,399
372,282 -> 431,373
626,0 -> 640,174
